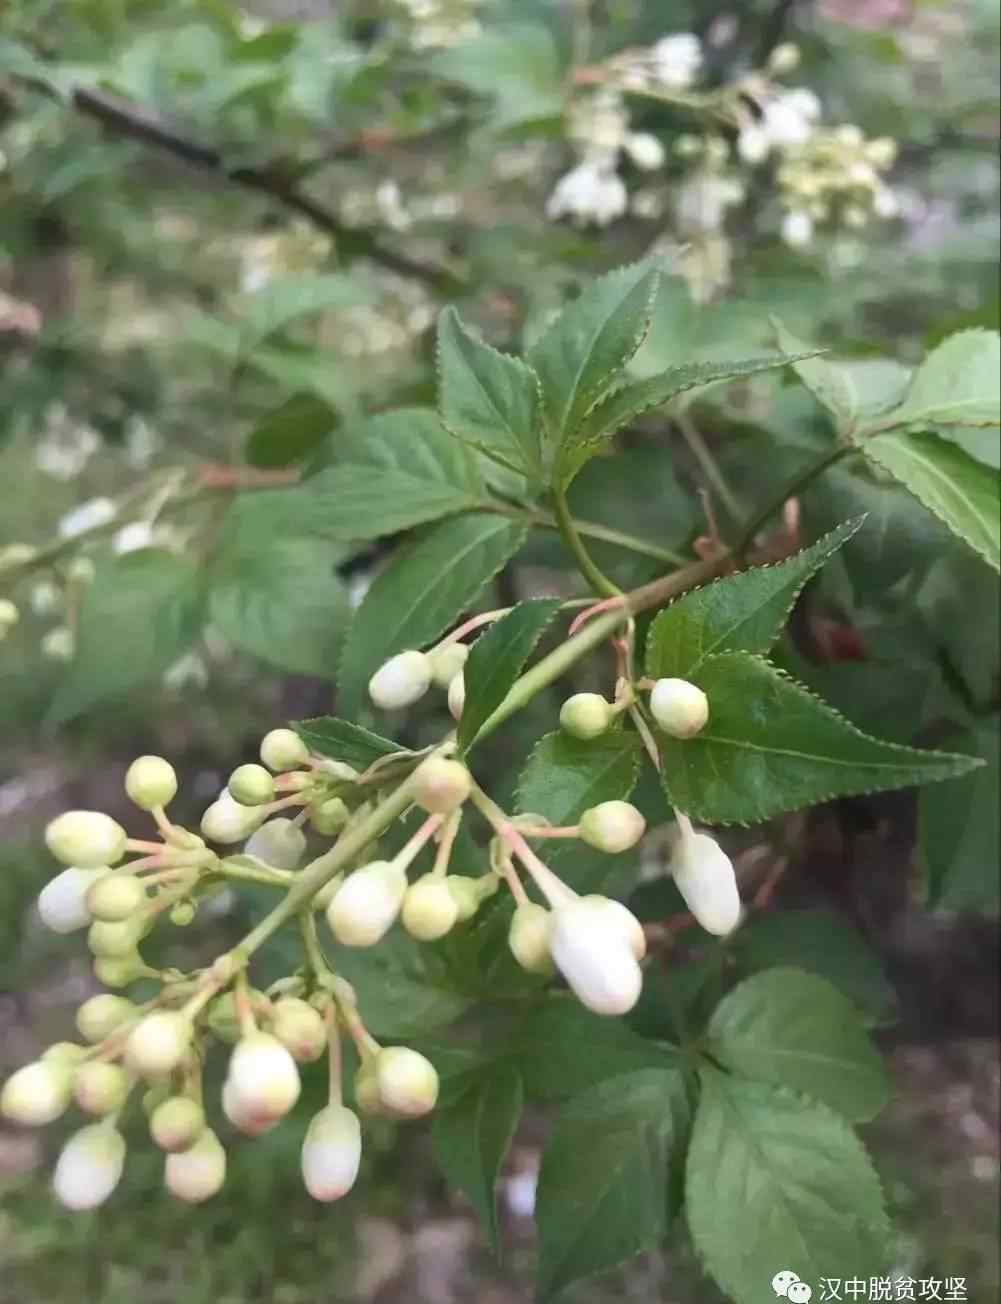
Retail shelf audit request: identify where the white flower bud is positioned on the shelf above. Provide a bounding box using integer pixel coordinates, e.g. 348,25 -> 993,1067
375,1046 -> 439,1118
46,811 -> 127,868
865,136 -> 897,169
270,998 -> 328,1064
87,873 -> 146,922
412,757 -> 471,814
124,1012 -> 193,1078
649,677 -> 710,738
125,755 -> 178,810
42,625 -> 75,660
767,42 -> 800,74
0,542 -> 37,571
737,124 -> 771,164
301,1105 -> 362,1201
73,1062 -> 130,1116
310,796 -> 349,836
243,818 -> 307,871
559,692 -> 613,740
53,1124 -> 126,1210
781,209 -> 814,248
1,1060 -> 73,1125
43,1042 -> 89,1065
872,186 -> 899,219
549,896 -> 644,1015
222,1077 -> 277,1136
76,994 -> 137,1043
326,861 -> 407,946
429,642 -> 468,688
579,801 -> 646,854
669,827 -> 741,936
228,763 -> 275,807
87,916 -> 144,959
227,1032 -> 301,1124
66,556 -> 96,585
38,866 -> 107,933
201,790 -> 267,844
624,132 -> 666,170
508,903 -> 554,975
0,598 -> 19,629
401,875 -> 459,941
835,123 -> 864,148
151,1096 -> 205,1152
165,1127 -> 226,1203
368,650 -> 432,710
447,671 -> 466,720
93,952 -> 146,988
260,728 -> 310,772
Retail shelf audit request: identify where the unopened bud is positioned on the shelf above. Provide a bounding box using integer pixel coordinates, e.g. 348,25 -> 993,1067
549,896 -> 644,1015
170,900 -> 196,926
669,827 -> 741,936
93,952 -> 147,988
2,1060 -> 73,1125
74,1061 -> 130,1116
559,693 -> 613,740
353,1064 -> 384,1116
375,1046 -> 439,1118
429,642 -> 469,688
38,866 -> 107,933
124,1012 -> 193,1078
43,1042 -> 89,1065
767,41 -> 800,73
579,801 -> 646,854
87,873 -> 146,922
222,1077 -> 277,1136
46,811 -> 127,868
67,556 -> 96,585
260,728 -> 310,772
76,994 -> 137,1043
412,757 -> 471,815
649,677 -> 709,738
0,598 -> 19,630
227,1032 -> 301,1124
446,874 -> 493,921
125,755 -> 178,810
201,791 -> 267,844
369,649 -> 432,710
270,998 -> 328,1064
865,136 -> 897,169
326,861 -> 407,947
447,671 -> 466,720
244,818 -> 307,871
0,542 -> 37,571
151,1095 -> 205,1152
401,874 -> 459,941
508,903 -> 554,975
313,872 -> 344,911
53,1124 -> 126,1210
301,1105 -> 362,1201
228,763 -> 275,807
310,796 -> 349,836
42,625 -> 75,660
165,1126 -> 226,1203
88,916 -> 144,959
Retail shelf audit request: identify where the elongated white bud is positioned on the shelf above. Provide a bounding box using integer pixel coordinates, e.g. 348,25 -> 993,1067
579,801 -> 646,853
447,671 -> 466,720
669,827 -> 741,936
508,903 -> 554,975
429,641 -> 468,688
375,1046 -> 439,1118
151,1096 -> 205,1152
401,875 -> 459,941
559,693 -> 613,740
38,866 -> 107,933
73,1062 -> 130,1116
368,650 -> 432,709
200,790 -> 267,844
87,873 -> 145,922
1,1060 -> 73,1126
412,757 -> 471,814
53,1124 -> 126,1210
165,1128 -> 226,1203
244,818 -> 307,871
549,896 -> 644,1016
227,1032 -> 301,1124
124,1012 -> 193,1078
326,861 -> 407,947
270,998 -> 328,1064
76,994 -> 137,1043
301,1105 -> 362,1201
46,811 -> 127,868
649,678 -> 709,738
260,728 -> 310,772
125,755 -> 178,810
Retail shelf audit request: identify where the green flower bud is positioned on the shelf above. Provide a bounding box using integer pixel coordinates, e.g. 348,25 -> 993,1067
649,677 -> 709,738
88,916 -> 145,959
205,989 -> 268,1044
151,1096 -> 205,1152
559,692 -> 613,740
87,873 -> 146,923
76,994 -> 137,1044
767,41 -> 800,74
310,796 -> 350,836
508,903 -> 554,975
579,801 -> 646,854
93,952 -> 147,988
42,1042 -> 89,1065
124,1012 -> 193,1078
301,1105 -> 362,1201
228,763 -> 275,807
125,755 -> 178,810
326,861 -> 407,947
259,728 -> 310,772
0,598 -> 19,630
0,542 -> 37,571
353,1063 -> 384,1117
53,1124 -> 126,1210
269,998 -> 328,1064
375,1046 -> 439,1118
169,901 -> 196,926
401,874 -> 459,941
412,757 -> 471,815
368,649 -> 432,710
38,866 -> 107,933
165,1127 -> 226,1203
46,811 -> 127,869
66,556 -> 96,585
42,626 -> 75,660
73,1061 -> 130,1116
1,1060 -> 73,1126
445,875 -> 483,922
429,642 -> 468,688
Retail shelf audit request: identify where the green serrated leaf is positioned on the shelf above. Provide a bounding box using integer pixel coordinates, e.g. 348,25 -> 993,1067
686,1070 -> 892,1302
772,318 -> 859,436
48,550 -> 204,724
706,968 -> 889,1122
536,1068 -> 690,1301
437,307 -> 544,481
458,599 -> 562,752
245,395 -> 336,468
432,1062 -> 523,1256
658,652 -> 982,825
863,428 -> 1000,571
319,464 -> 485,539
332,930 -> 471,1039
293,717 -> 404,770
919,717 -> 1000,909
528,264 -> 660,456
645,519 -> 863,680
876,328 -> 1000,430
431,23 -> 564,130
337,514 -> 527,715
515,730 -> 642,826
333,407 -> 483,497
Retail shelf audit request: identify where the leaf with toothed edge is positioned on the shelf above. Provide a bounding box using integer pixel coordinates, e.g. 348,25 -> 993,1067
657,652 -> 982,825
293,717 -> 405,771
645,518 -> 865,680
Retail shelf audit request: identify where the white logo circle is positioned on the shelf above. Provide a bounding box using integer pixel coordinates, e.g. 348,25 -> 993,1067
772,1271 -> 801,1298
788,1284 -> 813,1303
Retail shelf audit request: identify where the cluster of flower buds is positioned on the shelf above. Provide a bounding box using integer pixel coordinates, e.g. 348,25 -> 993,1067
0,543 -> 96,661
368,639 -> 470,716
773,126 -> 899,248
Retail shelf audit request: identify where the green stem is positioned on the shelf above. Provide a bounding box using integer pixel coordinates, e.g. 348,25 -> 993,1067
300,910 -> 333,981
552,488 -> 623,598
736,445 -> 853,555
483,501 -> 685,566
674,407 -> 744,524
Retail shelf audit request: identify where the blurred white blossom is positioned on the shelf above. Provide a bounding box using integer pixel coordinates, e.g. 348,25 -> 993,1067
58,498 -> 116,539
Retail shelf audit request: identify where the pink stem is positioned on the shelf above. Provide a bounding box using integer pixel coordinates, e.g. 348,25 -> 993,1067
500,825 -> 576,910
568,595 -> 626,638
436,608 -> 511,648
393,812 -> 445,871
